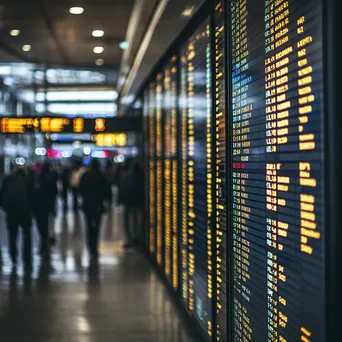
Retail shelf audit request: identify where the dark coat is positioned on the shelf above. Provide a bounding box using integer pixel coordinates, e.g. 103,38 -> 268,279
120,168 -> 144,207
79,170 -> 109,218
33,172 -> 58,214
0,173 -> 33,219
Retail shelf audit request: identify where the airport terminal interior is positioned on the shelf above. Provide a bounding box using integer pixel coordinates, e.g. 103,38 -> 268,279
0,0 -> 339,341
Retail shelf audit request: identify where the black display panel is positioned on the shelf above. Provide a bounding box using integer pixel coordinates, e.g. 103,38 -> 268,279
163,63 -> 172,282
170,56 -> 179,291
156,74 -> 164,266
214,2 -> 228,341
230,0 -> 325,341
180,42 -> 189,307
179,19 -> 213,338
0,117 -> 142,133
148,83 -> 156,255
163,56 -> 179,290
143,89 -> 150,249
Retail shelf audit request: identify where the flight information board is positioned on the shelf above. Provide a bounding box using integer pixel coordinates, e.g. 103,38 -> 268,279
155,73 -> 164,266
180,41 -> 189,308
179,19 -> 213,338
164,62 -> 173,282
170,57 -> 179,291
143,89 -> 151,249
231,0 -> 325,341
163,56 -> 179,290
0,117 -> 141,133
148,83 -> 156,255
214,2 -> 227,341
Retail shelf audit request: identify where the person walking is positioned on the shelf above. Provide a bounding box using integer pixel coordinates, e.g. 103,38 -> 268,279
0,167 -> 33,268
103,160 -> 114,210
121,161 -> 144,248
69,162 -> 86,212
33,162 -> 57,258
61,165 -> 70,211
115,157 -> 133,208
48,164 -> 58,245
79,159 -> 109,259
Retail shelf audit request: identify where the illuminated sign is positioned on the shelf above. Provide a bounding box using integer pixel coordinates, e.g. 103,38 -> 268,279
214,3 -> 227,341
162,55 -> 179,290
179,19 -> 213,337
73,118 -> 84,133
0,117 -> 141,134
94,133 -> 127,147
95,118 -> 105,132
231,0 -> 325,340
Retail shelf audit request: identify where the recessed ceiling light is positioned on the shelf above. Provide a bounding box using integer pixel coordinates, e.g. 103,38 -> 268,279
22,44 -> 31,52
92,30 -> 104,38
10,29 -> 20,37
93,46 -> 104,54
182,5 -> 195,17
95,59 -> 104,66
119,41 -> 129,50
69,6 -> 84,15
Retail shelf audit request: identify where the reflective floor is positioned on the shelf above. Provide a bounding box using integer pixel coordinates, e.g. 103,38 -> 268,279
0,200 -> 195,342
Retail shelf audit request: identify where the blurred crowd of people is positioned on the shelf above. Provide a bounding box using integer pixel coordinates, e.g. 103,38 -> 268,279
0,157 -> 144,269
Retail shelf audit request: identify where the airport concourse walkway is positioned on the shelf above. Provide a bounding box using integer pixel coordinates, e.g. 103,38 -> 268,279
0,204 -> 195,342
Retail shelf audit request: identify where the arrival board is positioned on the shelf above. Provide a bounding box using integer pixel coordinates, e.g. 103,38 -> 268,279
179,19 -> 214,337
230,0 -> 325,341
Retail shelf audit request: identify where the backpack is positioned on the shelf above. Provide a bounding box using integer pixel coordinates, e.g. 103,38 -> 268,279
1,175 -> 29,213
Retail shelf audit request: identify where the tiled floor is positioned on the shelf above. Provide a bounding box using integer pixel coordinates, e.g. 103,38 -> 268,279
0,202 -> 195,342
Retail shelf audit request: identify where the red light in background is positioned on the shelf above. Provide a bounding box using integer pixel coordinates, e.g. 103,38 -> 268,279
47,148 -> 53,158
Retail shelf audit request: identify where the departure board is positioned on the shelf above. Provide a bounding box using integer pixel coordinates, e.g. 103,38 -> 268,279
163,56 -> 179,290
170,57 -> 179,291
214,2 -> 227,341
0,117 -> 141,133
163,63 -> 173,282
231,0 -> 325,341
148,83 -> 156,255
155,73 -> 164,266
143,89 -> 151,249
179,19 -> 213,338
180,45 -> 189,307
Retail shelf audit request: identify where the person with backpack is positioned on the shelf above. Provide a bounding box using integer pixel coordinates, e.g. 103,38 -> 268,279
0,167 -> 33,267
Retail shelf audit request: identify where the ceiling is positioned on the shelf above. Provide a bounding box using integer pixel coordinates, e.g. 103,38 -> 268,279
0,0 -> 205,113
119,0 -> 205,114
0,0 -> 134,68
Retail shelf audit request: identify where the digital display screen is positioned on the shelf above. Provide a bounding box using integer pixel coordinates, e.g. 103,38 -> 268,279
148,83 -> 157,255
156,73 -> 164,266
94,133 -> 128,147
230,0 -> 325,340
0,117 -> 141,133
170,57 -> 179,291
179,19 -> 213,337
143,89 -> 151,249
163,56 -> 179,290
214,2 -> 227,341
164,62 -> 172,279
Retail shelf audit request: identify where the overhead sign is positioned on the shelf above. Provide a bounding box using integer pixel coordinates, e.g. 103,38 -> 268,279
0,117 -> 142,134
94,133 -> 127,147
